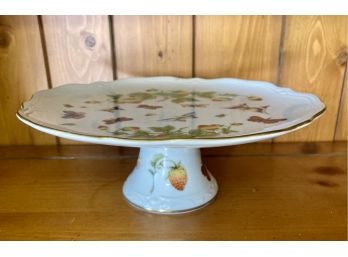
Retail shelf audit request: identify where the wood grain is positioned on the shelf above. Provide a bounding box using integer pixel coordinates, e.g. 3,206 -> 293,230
113,16 -> 192,79
276,16 -> 348,142
42,15 -> 113,85
41,15 -> 113,144
0,142 -> 346,159
0,16 -> 56,145
0,143 -> 346,240
335,70 -> 347,141
0,16 -> 347,145
0,143 -> 347,240
195,16 -> 282,82
195,15 -> 282,144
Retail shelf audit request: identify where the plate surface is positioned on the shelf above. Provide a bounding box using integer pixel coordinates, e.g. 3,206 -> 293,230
17,77 -> 325,147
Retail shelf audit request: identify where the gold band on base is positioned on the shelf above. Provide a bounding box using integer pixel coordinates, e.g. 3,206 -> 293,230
123,194 -> 218,215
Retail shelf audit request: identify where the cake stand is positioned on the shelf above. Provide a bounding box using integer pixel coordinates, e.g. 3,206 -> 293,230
17,77 -> 325,214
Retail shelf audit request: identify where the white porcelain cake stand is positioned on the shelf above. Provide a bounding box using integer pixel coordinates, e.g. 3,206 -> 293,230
17,77 -> 325,213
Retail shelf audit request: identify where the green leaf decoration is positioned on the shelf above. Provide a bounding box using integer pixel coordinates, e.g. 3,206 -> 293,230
103,89 -> 261,140
151,153 -> 164,170
212,96 -> 232,102
247,96 -> 263,101
146,88 -> 159,92
221,128 -> 238,134
222,93 -> 238,97
188,129 -> 214,137
108,94 -> 122,103
195,91 -> 216,99
118,97 -> 143,104
128,92 -> 156,100
113,130 -> 127,136
149,125 -> 175,133
107,89 -> 241,106
132,130 -> 152,137
120,126 -> 141,132
171,97 -> 198,103
169,90 -> 190,97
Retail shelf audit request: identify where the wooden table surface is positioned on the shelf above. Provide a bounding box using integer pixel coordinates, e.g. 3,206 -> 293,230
0,142 -> 346,240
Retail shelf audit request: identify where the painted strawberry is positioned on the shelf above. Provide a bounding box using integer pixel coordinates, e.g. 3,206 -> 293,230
168,162 -> 187,191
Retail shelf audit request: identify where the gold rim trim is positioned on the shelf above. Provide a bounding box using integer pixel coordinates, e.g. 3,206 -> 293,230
16,107 -> 326,142
123,193 -> 218,215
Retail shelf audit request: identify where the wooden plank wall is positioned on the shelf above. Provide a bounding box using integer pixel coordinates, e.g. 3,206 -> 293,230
41,15 -> 113,144
0,16 -> 56,145
113,16 -> 193,79
276,16 -> 347,142
0,15 -> 347,145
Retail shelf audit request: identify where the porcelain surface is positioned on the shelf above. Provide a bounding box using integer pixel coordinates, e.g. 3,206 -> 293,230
16,77 -> 325,213
17,77 -> 325,148
123,147 -> 218,213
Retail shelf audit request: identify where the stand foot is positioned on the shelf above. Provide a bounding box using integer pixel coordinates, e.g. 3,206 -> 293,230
123,147 -> 218,214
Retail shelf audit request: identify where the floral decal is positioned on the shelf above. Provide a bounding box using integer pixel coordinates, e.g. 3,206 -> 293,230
103,117 -> 133,124
181,104 -> 208,108
148,154 -> 164,193
109,89 -> 235,105
85,100 -> 101,104
113,125 -> 186,139
111,123 -> 241,139
225,103 -> 269,113
100,106 -> 124,112
137,104 -> 162,110
59,88 -> 288,140
62,111 -> 85,119
248,116 -> 287,124
148,154 -> 188,192
98,125 -> 108,130
159,112 -> 197,122
247,96 -> 263,101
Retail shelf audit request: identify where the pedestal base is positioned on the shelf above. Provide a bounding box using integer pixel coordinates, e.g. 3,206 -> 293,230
123,147 -> 218,213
